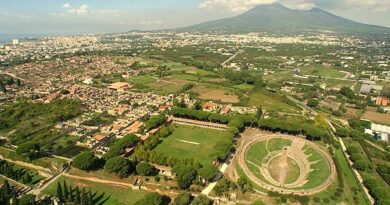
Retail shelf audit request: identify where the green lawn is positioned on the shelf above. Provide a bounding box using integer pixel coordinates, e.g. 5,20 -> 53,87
301,65 -> 346,78
127,75 -> 157,85
246,141 -> 268,165
302,146 -> 331,189
153,125 -> 231,166
234,84 -> 255,91
41,176 -> 147,205
267,138 -> 292,152
247,90 -> 300,113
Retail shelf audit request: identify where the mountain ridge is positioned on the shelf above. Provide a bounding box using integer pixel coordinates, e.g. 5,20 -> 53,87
176,3 -> 390,34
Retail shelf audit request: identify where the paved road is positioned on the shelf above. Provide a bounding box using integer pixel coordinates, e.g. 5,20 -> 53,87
221,51 -> 243,68
29,171 -> 64,195
201,151 -> 233,196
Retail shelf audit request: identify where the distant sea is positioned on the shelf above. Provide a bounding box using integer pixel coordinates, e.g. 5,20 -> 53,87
0,33 -> 57,44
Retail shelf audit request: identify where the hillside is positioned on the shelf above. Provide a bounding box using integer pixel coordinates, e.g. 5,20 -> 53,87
179,3 -> 390,34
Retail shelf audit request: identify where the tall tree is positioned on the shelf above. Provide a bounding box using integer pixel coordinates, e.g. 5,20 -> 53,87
87,191 -> 94,205
256,106 -> 263,119
75,187 -> 81,204
68,185 -> 74,202
11,193 -> 18,205
0,80 -> 6,93
56,182 -> 63,198
3,180 -> 10,197
63,181 -> 69,199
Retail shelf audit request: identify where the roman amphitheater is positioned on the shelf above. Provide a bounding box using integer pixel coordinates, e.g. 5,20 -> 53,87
230,130 -> 336,196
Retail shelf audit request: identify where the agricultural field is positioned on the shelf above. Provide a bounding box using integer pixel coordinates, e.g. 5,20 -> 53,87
300,64 -> 346,78
361,109 -> 390,126
152,124 -> 231,166
191,85 -> 239,103
247,90 -> 301,113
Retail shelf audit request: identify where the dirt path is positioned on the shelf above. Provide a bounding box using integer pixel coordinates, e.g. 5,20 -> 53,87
63,173 -> 133,188
0,156 -> 52,173
277,149 -> 289,186
364,139 -> 386,153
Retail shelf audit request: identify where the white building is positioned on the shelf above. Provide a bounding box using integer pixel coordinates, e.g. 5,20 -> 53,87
12,39 -> 20,45
365,123 -> 390,142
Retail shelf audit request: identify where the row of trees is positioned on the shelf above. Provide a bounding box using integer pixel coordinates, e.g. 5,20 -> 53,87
134,191 -> 213,205
56,181 -> 96,205
258,118 -> 330,141
170,107 -> 328,142
170,107 -> 230,124
0,180 -> 37,205
103,134 -> 139,160
73,152 -> 158,178
347,145 -> 372,172
346,144 -> 390,204
144,114 -> 166,131
0,160 -> 35,185
363,175 -> 390,205
171,163 -> 219,189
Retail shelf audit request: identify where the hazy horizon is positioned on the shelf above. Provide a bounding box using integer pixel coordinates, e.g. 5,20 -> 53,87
1,0 -> 390,37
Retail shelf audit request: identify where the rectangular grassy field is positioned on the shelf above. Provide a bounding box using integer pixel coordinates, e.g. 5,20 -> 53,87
153,124 -> 231,166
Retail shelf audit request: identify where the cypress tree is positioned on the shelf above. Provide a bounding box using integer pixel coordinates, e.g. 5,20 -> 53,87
3,180 -> 10,197
75,187 -> 81,204
0,80 -> 6,93
87,191 -> 94,205
56,181 -> 63,198
63,181 -> 69,199
24,173 -> 32,184
81,187 -> 87,205
0,188 -> 4,205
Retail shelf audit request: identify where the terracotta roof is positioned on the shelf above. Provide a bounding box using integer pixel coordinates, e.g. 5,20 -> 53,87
93,133 -> 108,141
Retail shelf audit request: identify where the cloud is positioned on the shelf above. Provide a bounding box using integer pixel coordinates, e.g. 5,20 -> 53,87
198,0 -> 390,12
67,4 -> 90,14
61,3 -> 91,15
140,20 -> 163,25
62,3 -> 71,9
199,0 -> 277,12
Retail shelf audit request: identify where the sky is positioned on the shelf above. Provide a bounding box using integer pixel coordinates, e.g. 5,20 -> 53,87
1,0 -> 390,36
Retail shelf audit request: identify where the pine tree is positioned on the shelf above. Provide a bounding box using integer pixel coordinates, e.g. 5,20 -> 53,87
56,181 -> 63,198
63,181 -> 69,199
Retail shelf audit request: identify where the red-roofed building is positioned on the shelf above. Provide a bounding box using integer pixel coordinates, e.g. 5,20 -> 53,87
203,102 -> 218,112
376,97 -> 389,106
220,106 -> 231,115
